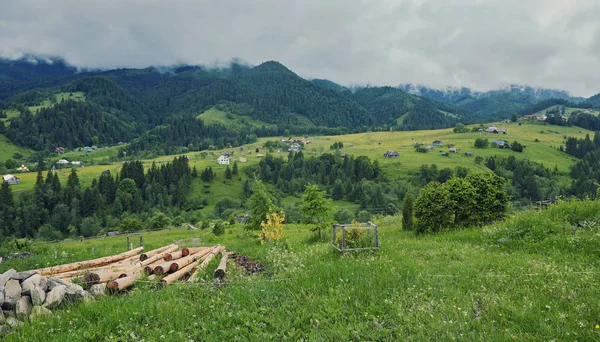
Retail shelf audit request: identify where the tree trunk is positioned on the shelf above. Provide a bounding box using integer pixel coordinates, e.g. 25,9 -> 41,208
140,245 -> 179,266
107,274 -> 141,291
189,246 -> 224,283
35,247 -> 144,276
139,244 -> 175,261
163,248 -> 189,262
214,251 -> 232,279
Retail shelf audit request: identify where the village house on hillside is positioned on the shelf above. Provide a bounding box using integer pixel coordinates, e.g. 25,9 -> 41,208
485,125 -> 508,134
56,159 -> 69,165
2,174 -> 20,185
16,165 -> 29,172
432,140 -> 443,147
55,147 -> 65,154
383,150 -> 399,158
288,143 -> 301,153
217,155 -> 230,165
492,140 -> 505,148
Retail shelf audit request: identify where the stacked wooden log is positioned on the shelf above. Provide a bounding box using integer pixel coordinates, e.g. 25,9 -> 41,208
0,244 -> 233,334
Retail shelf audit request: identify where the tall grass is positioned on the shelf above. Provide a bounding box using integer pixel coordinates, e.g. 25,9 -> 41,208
2,207 -> 600,340
486,199 -> 600,257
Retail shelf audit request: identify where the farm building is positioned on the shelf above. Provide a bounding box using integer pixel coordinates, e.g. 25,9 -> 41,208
235,214 -> 251,224
57,159 -> 69,165
217,155 -> 230,165
432,140 -> 443,147
426,146 -> 435,152
83,147 -> 93,152
16,165 -> 29,172
71,161 -> 83,166
383,150 -> 399,158
448,147 -> 457,153
486,126 -> 507,134
2,174 -> 20,185
239,157 -> 248,163
55,147 -> 65,154
492,140 -> 505,148
465,152 -> 474,156
222,151 -> 234,158
288,143 -> 301,153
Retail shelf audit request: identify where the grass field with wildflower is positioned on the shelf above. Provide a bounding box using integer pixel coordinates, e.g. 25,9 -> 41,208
1,200 -> 600,340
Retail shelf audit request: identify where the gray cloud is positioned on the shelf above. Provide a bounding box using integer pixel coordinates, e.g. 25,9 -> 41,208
1,0 -> 599,96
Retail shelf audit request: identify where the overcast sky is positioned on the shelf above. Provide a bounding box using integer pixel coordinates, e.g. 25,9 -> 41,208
1,0 -> 599,97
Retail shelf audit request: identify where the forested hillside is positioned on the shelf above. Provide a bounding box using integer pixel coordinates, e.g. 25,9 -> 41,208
0,56 -> 77,101
350,87 -> 464,130
0,57 -> 597,156
399,84 -> 585,122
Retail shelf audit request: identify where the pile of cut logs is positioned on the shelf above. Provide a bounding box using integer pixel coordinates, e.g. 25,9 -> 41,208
35,244 -> 231,291
0,245 -> 230,334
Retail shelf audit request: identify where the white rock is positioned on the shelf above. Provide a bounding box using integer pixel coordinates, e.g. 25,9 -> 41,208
78,290 -> 94,303
0,270 -> 16,287
43,285 -> 66,310
15,296 -> 32,320
21,274 -> 47,306
2,280 -> 21,309
6,317 -> 22,327
89,283 -> 107,297
46,277 -> 70,291
10,271 -> 36,282
30,306 -> 52,319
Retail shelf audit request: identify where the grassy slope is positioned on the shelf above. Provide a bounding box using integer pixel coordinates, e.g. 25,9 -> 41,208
197,107 -> 274,130
7,121 -> 589,209
0,134 -> 34,163
1,216 -> 599,340
1,92 -> 86,123
303,121 -> 586,180
28,91 -> 85,114
532,105 -> 600,118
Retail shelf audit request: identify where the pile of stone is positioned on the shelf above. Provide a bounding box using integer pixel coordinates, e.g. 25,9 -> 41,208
0,244 -> 231,336
0,269 -> 106,335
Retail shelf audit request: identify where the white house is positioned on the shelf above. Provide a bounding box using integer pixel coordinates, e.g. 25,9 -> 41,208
2,174 -> 20,185
71,161 -> 83,166
217,155 -> 230,165
57,159 -> 69,165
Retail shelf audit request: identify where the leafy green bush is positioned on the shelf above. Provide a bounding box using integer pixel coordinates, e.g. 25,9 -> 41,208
213,221 -> 225,236
333,208 -> 354,224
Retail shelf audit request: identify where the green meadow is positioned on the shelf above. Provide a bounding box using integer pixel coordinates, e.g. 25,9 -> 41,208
197,108 -> 275,131
4,121 -> 591,208
0,134 -> 34,164
532,105 -> 600,118
1,199 -> 599,341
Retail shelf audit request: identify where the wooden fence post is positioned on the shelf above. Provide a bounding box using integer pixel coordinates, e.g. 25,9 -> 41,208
126,236 -> 130,250
139,235 -> 143,247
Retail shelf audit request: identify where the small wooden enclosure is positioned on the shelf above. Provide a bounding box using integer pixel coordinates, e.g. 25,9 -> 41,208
332,221 -> 379,253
